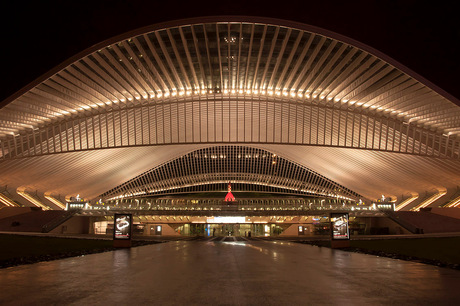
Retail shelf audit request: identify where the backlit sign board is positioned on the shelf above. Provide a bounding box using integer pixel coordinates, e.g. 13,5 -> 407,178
330,213 -> 349,240
114,213 -> 132,240
156,225 -> 162,235
298,225 -> 304,235
206,216 -> 246,223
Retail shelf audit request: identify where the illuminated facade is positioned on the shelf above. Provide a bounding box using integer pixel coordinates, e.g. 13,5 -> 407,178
0,17 -> 459,211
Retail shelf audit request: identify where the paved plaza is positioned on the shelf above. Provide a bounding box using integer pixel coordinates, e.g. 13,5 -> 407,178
1,239 -> 460,305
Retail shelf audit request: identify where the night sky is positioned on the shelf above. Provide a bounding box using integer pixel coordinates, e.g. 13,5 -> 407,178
2,0 -> 459,102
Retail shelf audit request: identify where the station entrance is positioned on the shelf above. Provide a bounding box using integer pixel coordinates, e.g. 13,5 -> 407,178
89,189 -> 382,237
181,223 -> 277,237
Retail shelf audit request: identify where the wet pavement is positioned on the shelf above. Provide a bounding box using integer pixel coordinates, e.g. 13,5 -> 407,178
1,238 -> 460,305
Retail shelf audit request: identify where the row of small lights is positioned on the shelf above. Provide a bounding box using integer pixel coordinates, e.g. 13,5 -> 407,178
118,88 -> 336,101
107,188 -> 354,202
48,85 -> 415,130
99,88 -> 407,117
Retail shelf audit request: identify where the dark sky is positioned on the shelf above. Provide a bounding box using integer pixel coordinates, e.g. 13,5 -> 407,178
2,0 -> 459,102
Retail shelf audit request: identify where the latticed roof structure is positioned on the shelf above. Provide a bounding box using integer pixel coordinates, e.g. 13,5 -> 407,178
0,17 -> 459,210
100,146 -> 361,201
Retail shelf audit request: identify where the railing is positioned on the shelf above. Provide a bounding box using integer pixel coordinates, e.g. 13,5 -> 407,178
41,210 -> 80,233
384,211 -> 420,234
85,202 -> 378,213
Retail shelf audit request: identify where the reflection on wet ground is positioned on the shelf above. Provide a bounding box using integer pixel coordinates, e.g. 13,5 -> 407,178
1,239 -> 460,305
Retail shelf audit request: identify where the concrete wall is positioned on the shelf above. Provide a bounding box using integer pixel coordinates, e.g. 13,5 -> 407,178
50,216 -> 90,234
430,208 -> 460,219
0,207 -> 37,219
280,224 -> 314,236
355,217 -> 412,235
144,224 -> 180,236
279,217 -> 413,237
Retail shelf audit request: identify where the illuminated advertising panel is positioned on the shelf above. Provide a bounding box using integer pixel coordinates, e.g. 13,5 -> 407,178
330,213 -> 349,240
156,225 -> 162,235
298,225 -> 304,235
206,216 -> 246,223
113,213 -> 132,240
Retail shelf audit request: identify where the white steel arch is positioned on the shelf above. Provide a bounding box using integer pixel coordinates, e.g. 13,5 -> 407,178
0,17 -> 459,209
1,95 -> 458,160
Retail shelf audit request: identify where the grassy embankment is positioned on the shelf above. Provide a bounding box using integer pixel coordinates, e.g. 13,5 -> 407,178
306,236 -> 460,267
349,237 -> 460,265
0,234 -> 115,268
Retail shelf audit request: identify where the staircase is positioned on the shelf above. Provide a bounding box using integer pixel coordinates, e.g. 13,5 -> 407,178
386,211 -> 460,234
41,210 -> 80,233
385,211 -> 420,234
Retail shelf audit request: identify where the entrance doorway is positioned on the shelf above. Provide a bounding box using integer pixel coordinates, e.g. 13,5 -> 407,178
206,224 -> 252,236
177,223 -> 285,237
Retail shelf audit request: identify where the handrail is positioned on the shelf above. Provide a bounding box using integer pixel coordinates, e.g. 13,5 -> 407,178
384,211 -> 421,234
41,210 -> 80,233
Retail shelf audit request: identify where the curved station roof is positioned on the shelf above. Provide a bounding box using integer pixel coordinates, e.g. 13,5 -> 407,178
0,17 -> 459,210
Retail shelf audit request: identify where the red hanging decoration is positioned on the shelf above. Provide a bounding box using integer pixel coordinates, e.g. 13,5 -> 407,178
224,182 -> 235,202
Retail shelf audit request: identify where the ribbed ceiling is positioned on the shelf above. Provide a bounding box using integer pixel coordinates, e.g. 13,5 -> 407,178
1,21 -> 460,138
0,18 -> 459,206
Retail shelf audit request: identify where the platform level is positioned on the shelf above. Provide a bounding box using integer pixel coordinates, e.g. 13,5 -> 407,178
1,239 -> 460,305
